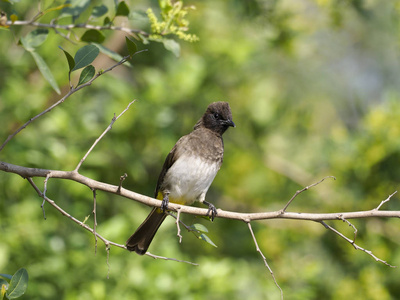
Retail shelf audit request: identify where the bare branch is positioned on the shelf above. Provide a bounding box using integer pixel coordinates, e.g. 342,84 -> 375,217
26,171 -> 199,265
0,89 -> 74,152
2,162 -> 400,223
74,100 -> 136,172
247,222 -> 283,299
176,207 -> 183,243
42,173 -> 51,219
93,189 -> 98,254
281,176 -> 336,212
4,163 -> 400,269
375,191 -> 397,210
166,211 -> 193,232
106,244 -> 111,280
320,221 -> 395,267
26,177 -> 125,249
338,214 -> 357,243
146,252 -> 199,266
7,20 -> 150,37
0,54 -> 138,152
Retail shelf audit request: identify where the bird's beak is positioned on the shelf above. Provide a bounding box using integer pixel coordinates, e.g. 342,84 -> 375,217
226,120 -> 236,128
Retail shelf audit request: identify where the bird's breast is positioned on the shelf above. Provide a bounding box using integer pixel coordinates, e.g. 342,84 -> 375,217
162,154 -> 221,205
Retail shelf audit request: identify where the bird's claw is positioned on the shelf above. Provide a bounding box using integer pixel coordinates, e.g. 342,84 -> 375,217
161,193 -> 169,212
203,200 -> 217,221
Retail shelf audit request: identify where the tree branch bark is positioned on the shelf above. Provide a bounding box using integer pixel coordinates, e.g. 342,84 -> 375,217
1,160 -> 399,222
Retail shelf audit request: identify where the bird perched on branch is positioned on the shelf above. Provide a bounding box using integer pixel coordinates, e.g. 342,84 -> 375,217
126,101 -> 235,255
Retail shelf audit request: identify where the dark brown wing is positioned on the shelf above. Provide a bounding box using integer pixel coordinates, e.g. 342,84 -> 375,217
154,135 -> 186,198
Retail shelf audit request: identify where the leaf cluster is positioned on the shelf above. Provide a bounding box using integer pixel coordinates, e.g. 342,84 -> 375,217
0,269 -> 28,300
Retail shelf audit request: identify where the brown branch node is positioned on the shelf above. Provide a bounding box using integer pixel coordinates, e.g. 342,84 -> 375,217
117,173 -> 128,194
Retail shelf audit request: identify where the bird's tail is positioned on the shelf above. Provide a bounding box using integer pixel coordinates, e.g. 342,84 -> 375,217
126,208 -> 167,255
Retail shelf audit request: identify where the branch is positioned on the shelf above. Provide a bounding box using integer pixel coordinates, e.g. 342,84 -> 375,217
320,220 -> 395,267
175,207 -> 183,243
26,177 -> 124,249
281,176 -> 336,212
7,20 -> 150,37
2,161 -> 400,222
74,100 -> 136,172
2,162 -> 398,267
247,222 -> 283,299
26,176 -> 198,265
0,54 -> 138,152
375,191 -> 397,210
92,188 -> 98,254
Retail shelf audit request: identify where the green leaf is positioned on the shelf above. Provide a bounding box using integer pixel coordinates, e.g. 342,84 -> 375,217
20,29 -> 49,51
199,233 -> 217,248
93,43 -> 131,67
58,46 -> 75,72
6,268 -> 28,299
103,16 -> 112,26
163,39 -> 180,57
30,51 -> 61,94
92,5 -> 108,18
116,1 -> 130,16
77,65 -> 95,86
0,274 -> 12,280
60,0 -> 90,20
72,45 -> 100,71
125,36 -> 137,56
190,223 -> 209,233
81,29 -> 105,43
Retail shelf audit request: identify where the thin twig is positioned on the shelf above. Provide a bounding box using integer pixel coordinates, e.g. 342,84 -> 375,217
281,176 -> 336,212
106,244 -> 111,279
74,100 -> 136,172
41,174 -> 51,219
0,89 -> 74,151
26,177 -> 200,265
338,214 -> 357,243
0,53 -> 139,152
375,191 -> 397,210
51,18 -> 77,44
320,221 -> 395,267
166,211 -> 193,232
146,252 -> 199,266
93,189 -> 98,254
117,173 -> 128,194
247,222 -> 283,300
176,207 -> 183,243
27,177 -> 122,247
7,20 -> 150,37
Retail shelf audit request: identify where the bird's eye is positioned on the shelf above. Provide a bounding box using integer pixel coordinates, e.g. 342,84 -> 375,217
214,112 -> 220,120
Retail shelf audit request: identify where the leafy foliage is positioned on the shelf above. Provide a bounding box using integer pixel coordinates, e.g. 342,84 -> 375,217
1,0 -> 400,299
0,268 -> 29,299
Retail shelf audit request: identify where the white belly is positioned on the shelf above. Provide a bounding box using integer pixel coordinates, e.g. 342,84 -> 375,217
163,155 -> 220,204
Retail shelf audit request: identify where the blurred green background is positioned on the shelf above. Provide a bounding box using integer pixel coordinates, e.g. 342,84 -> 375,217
1,0 -> 400,299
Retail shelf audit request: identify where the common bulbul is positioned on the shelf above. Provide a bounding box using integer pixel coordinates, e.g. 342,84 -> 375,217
126,102 -> 235,255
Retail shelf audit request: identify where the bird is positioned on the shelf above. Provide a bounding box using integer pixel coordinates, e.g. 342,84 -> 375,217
126,102 -> 235,255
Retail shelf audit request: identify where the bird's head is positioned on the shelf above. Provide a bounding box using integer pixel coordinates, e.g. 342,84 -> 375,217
195,102 -> 235,135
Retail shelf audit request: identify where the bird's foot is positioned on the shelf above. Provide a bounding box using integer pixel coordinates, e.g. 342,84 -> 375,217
203,200 -> 217,221
161,193 -> 169,212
